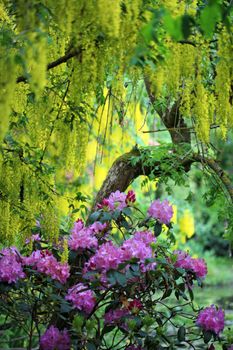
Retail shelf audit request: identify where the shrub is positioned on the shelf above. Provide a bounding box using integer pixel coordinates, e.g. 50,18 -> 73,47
0,191 -> 231,349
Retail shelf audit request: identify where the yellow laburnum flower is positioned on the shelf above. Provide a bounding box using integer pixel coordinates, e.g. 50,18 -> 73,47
171,205 -> 177,224
61,238 -> 69,264
179,209 -> 195,239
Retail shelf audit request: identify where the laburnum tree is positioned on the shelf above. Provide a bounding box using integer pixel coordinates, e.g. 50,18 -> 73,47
0,1 -> 233,349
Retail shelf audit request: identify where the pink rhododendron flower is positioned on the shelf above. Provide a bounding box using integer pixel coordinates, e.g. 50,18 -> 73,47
174,250 -> 192,269
148,199 -> 173,224
23,249 -> 48,266
108,190 -> 127,210
23,250 -> 70,284
68,226 -> 98,251
121,238 -> 153,262
89,221 -> 107,233
191,257 -> 208,278
196,305 -> 225,335
121,231 -> 156,270
65,283 -> 95,314
85,241 -> 124,272
97,190 -> 134,211
104,308 -> 129,325
72,219 -> 84,232
126,190 -> 136,204
174,250 -> 207,279
0,247 -> 25,284
40,325 -> 70,350
85,232 -> 156,278
133,231 -> 156,246
228,346 -> 233,350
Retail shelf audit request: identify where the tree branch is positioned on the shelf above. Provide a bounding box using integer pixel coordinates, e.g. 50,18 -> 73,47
16,48 -> 82,84
144,77 -> 191,144
93,149 -> 233,208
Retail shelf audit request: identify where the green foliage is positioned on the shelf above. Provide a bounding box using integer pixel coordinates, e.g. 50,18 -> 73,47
131,143 -> 189,187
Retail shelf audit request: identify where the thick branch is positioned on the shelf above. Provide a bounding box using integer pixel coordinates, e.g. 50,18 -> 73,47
93,149 -> 192,207
94,149 -> 143,207
16,48 -> 82,83
93,150 -> 233,207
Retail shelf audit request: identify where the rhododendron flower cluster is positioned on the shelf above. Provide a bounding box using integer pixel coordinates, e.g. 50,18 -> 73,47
122,233 -> 156,271
0,247 -> 25,284
24,250 -> 70,284
65,283 -> 96,314
85,241 -> 124,272
97,190 -> 136,211
148,199 -> 173,224
196,305 -> 225,335
40,325 -> 70,350
108,190 -> 127,210
104,308 -> 129,325
85,231 -> 156,277
68,219 -> 107,251
69,223 -> 98,251
122,237 -> 153,261
122,230 -> 156,271
174,250 -> 207,278
89,221 -> 107,233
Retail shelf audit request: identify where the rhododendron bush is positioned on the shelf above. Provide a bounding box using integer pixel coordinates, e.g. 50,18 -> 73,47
0,191 -> 232,349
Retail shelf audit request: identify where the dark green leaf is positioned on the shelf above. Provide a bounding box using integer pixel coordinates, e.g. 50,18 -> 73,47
101,212 -> 112,222
203,330 -> 212,343
107,270 -> 127,286
182,15 -> 194,39
161,288 -> 172,299
122,207 -> 132,216
60,301 -> 73,313
88,211 -> 100,223
177,326 -> 186,342
87,342 -> 96,350
154,222 -> 162,236
112,210 -> 121,220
